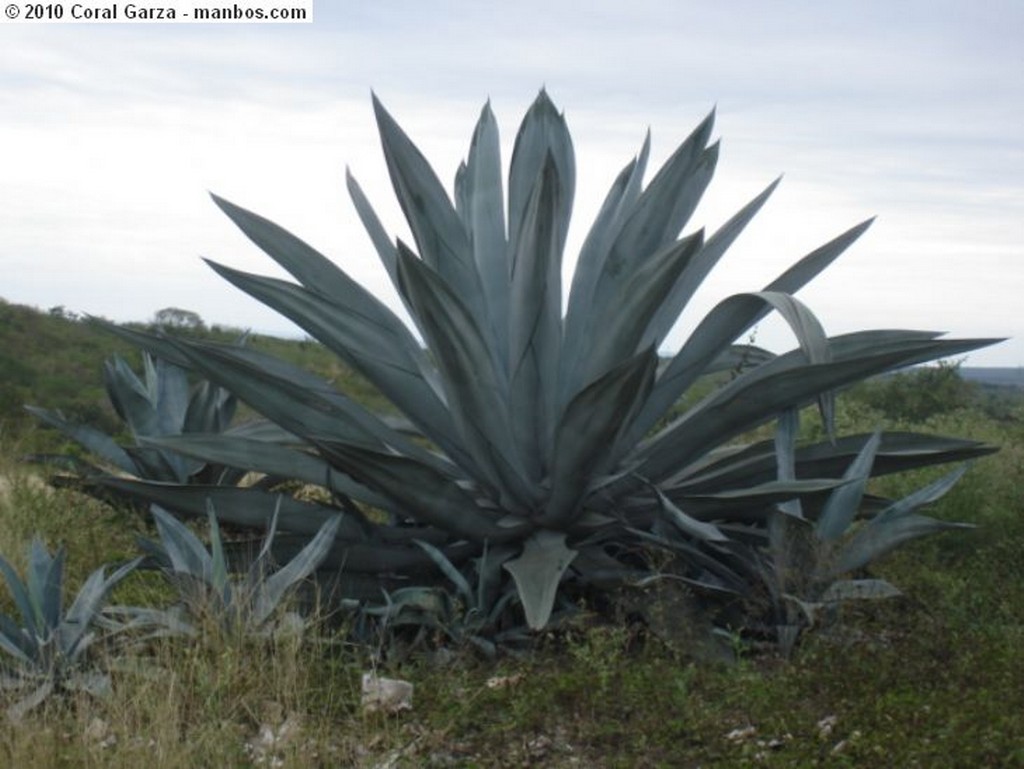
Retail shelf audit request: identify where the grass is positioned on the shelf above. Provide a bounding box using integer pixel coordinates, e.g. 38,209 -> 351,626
1,383 -> 1023,766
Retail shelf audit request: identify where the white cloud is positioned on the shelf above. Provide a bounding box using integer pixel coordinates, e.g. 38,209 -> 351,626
0,1 -> 1020,365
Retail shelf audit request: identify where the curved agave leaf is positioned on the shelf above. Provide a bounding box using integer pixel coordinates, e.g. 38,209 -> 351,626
623,220 -> 876,452
833,513 -> 973,577
212,193 -> 397,311
635,334 -> 997,484
652,485 -> 729,543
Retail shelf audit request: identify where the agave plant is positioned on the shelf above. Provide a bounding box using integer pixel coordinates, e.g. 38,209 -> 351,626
115,502 -> 342,640
85,90 -> 997,640
0,538 -> 140,720
641,418 -> 979,653
26,350 -> 244,489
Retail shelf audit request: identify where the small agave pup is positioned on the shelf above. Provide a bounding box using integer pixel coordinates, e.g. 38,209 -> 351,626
91,90 -> 997,644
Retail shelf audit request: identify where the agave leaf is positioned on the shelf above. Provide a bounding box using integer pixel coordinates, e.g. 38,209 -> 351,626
316,441 -> 529,543
124,446 -> 193,483
459,101 -> 510,362
678,430 -> 995,493
833,514 -> 974,577
618,113 -> 715,252
103,355 -> 158,438
544,348 -> 657,527
414,539 -> 474,605
396,245 -> 533,508
623,221 -> 876,451
816,431 -> 882,542
29,539 -> 63,638
201,262 -> 474,468
23,406 -> 136,476
507,89 -> 575,272
641,178 -> 780,351
252,513 -> 342,627
0,615 -> 34,666
142,434 -> 392,510
774,407 -> 803,517
672,477 -> 849,514
508,154 -> 563,478
345,169 -> 400,288
561,134 -> 650,394
152,356 -> 191,437
372,94 -> 488,333
93,479 -> 361,539
871,463 -> 970,525
586,230 -> 706,391
636,335 -> 997,484
165,335 -> 457,476
0,553 -> 36,639
652,486 -> 729,543
620,289 -> 833,459
62,557 -> 142,659
152,507 -> 213,583
184,380 -> 237,435
205,501 -> 231,603
503,530 -> 578,630
212,193 -> 396,310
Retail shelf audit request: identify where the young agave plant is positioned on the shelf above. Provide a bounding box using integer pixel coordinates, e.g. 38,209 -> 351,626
118,503 -> 342,640
90,90 -> 997,636
0,538 -> 140,720
26,350 -> 242,487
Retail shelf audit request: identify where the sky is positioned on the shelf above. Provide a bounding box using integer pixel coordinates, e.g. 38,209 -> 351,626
1,0 -> 1021,366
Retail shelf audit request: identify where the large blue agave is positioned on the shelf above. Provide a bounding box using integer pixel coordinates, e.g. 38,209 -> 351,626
87,90 -> 996,638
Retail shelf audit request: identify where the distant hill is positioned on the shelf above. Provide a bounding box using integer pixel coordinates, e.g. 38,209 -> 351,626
960,368 -> 1024,389
0,298 -> 384,440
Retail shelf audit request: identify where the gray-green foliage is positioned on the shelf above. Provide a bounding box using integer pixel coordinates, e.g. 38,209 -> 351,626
118,503 -> 342,640
26,350 -> 241,486
84,90 -> 997,645
0,538 -> 140,720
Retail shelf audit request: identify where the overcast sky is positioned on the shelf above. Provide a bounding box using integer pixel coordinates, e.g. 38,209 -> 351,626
1,1 -> 1021,366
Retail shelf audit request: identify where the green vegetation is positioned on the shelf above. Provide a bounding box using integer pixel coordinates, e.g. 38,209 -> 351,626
0,384 -> 1021,765
1,90 -> 1021,765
